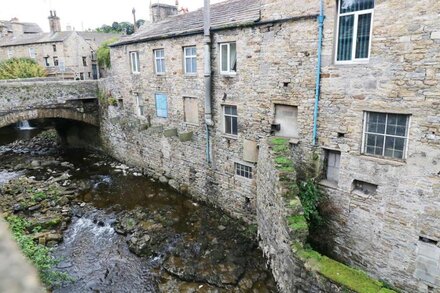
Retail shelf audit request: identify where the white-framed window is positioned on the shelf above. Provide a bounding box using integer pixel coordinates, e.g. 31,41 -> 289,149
129,51 -> 140,74
219,42 -> 237,74
29,48 -> 36,59
223,105 -> 238,136
53,56 -> 59,66
183,97 -> 199,125
184,46 -> 197,74
135,94 -> 144,116
154,49 -> 165,74
7,48 -> 13,59
325,150 -> 341,184
235,162 -> 253,179
44,57 -> 50,67
335,0 -> 374,63
362,112 -> 410,160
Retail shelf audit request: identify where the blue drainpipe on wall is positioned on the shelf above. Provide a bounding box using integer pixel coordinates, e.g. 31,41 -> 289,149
312,0 -> 325,146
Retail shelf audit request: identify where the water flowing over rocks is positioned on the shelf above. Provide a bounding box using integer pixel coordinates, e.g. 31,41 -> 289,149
0,129 -> 277,292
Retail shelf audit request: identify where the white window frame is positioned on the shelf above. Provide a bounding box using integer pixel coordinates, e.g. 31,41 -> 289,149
7,48 -> 13,59
219,42 -> 237,75
234,161 -> 253,180
183,46 -> 197,75
29,48 -> 36,59
334,0 -> 374,65
129,51 -> 140,74
361,112 -> 411,160
223,105 -> 238,136
154,49 -> 165,74
325,150 -> 341,184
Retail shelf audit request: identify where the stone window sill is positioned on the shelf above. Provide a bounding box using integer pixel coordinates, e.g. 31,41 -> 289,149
319,179 -> 338,189
222,134 -> 238,140
359,154 -> 406,167
220,72 -> 237,78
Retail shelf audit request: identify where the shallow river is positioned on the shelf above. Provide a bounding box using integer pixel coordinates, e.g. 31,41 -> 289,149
0,127 -> 277,292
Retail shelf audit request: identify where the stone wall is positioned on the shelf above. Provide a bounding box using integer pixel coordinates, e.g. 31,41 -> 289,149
99,0 -> 440,292
0,79 -> 99,128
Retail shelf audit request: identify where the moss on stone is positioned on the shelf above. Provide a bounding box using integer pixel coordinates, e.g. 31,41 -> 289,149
275,156 -> 292,165
288,215 -> 308,231
270,137 -> 289,146
292,244 -> 397,293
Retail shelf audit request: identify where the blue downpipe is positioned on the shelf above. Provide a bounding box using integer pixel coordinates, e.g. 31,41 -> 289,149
313,0 -> 325,146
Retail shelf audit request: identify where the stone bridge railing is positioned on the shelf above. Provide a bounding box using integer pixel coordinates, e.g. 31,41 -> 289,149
0,79 -> 99,128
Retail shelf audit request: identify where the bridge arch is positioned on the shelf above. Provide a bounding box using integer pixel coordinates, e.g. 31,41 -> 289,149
0,108 -> 99,129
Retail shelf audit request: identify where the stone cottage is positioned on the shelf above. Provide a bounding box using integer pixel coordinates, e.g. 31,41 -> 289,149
0,11 -> 119,80
100,0 -> 440,292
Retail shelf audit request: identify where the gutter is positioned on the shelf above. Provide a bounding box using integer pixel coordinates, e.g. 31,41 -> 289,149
312,0 -> 325,146
110,14 -> 318,48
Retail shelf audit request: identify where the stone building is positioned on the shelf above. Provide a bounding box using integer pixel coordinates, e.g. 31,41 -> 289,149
0,11 -> 119,80
99,0 -> 440,292
0,18 -> 42,38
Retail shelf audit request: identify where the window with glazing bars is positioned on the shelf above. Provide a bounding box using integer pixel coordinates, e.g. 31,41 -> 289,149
29,48 -> 36,59
223,105 -> 238,136
184,46 -> 197,74
135,94 -> 144,116
220,42 -> 237,74
130,51 -> 140,73
336,0 -> 374,62
235,162 -> 252,179
362,112 -> 410,160
7,48 -> 13,59
154,49 -> 165,74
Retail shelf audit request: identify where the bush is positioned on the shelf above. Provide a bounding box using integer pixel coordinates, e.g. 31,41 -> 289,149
0,58 -> 47,80
6,215 -> 70,287
298,179 -> 323,227
97,38 -> 118,69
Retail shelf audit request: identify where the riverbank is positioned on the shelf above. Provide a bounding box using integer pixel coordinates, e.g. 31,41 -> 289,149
0,130 -> 277,292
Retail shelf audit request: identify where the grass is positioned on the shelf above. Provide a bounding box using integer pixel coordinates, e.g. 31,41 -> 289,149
292,243 -> 397,293
288,215 -> 308,231
6,215 -> 71,287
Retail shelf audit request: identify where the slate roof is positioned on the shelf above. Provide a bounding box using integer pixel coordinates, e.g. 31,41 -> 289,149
111,0 -> 261,47
78,32 -> 121,46
0,21 -> 43,34
0,31 -> 74,47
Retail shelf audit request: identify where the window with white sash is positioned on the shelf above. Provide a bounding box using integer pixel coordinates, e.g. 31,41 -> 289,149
154,49 -> 165,74
135,94 -> 144,116
362,112 -> 410,160
7,48 -> 13,59
184,46 -> 197,74
130,51 -> 140,73
336,0 -> 374,63
219,42 -> 237,74
29,48 -> 36,59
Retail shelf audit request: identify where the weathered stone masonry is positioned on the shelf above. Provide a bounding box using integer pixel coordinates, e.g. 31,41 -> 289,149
98,0 -> 440,292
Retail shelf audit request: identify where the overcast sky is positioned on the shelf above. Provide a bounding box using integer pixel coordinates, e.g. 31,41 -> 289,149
1,0 -> 225,32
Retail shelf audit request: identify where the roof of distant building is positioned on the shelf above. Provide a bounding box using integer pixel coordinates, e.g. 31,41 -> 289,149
111,0 -> 261,47
0,31 -> 121,48
0,20 -> 43,34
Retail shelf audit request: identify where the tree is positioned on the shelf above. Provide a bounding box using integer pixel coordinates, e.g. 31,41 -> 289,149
95,19 -> 145,35
97,38 -> 119,69
0,58 -> 47,80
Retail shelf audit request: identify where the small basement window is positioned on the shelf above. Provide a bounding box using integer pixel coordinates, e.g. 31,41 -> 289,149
352,180 -> 377,196
235,162 -> 253,179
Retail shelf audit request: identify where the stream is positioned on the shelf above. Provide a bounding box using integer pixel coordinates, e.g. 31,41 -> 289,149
0,126 -> 277,293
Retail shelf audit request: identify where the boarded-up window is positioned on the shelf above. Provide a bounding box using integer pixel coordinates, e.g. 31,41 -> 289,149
325,150 -> 341,184
155,94 -> 167,118
274,105 -> 298,138
183,97 -> 199,124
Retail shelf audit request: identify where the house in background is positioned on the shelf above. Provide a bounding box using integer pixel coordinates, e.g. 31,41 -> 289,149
0,11 -> 119,80
0,18 -> 42,38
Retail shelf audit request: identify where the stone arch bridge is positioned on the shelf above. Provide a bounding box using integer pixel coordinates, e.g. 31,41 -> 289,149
0,79 -> 99,129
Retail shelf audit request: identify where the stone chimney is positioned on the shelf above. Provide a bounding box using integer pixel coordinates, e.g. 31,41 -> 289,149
151,3 -> 178,23
48,10 -> 61,33
0,22 -> 8,37
10,18 -> 24,36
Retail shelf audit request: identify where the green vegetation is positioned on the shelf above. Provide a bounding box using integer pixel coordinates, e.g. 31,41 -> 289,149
293,242 -> 397,293
97,89 -> 117,106
0,58 -> 47,80
298,179 -> 322,226
96,20 -> 145,35
287,215 -> 308,231
97,37 -> 118,68
5,215 -> 70,287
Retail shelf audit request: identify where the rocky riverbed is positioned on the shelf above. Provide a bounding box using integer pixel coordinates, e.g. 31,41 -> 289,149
0,129 -> 277,292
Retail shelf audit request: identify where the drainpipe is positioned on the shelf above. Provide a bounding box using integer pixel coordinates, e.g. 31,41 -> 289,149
312,0 -> 325,146
204,0 -> 213,163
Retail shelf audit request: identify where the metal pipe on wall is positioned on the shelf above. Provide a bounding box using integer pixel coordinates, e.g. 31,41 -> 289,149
204,0 -> 213,163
